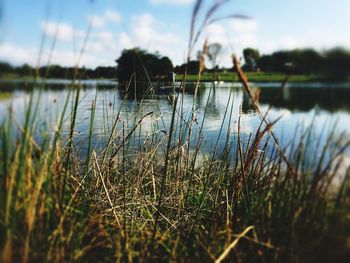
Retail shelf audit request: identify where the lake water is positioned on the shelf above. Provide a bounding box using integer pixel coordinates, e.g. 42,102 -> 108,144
0,80 -> 350,158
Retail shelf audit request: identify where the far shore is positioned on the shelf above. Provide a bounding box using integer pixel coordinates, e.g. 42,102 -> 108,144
1,72 -> 350,90
176,72 -> 350,83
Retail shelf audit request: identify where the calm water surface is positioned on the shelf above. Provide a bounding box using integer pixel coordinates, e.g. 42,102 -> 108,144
0,80 -> 349,157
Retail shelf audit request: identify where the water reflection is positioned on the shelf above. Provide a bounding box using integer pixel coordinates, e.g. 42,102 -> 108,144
259,86 -> 350,112
1,80 -> 349,112
116,81 -> 203,100
0,80 -> 349,157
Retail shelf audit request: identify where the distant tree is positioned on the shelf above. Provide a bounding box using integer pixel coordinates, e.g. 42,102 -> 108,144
158,57 -> 173,76
173,65 -> 183,74
258,55 -> 274,72
94,66 -> 117,79
257,48 -> 350,77
290,49 -> 324,74
174,60 -> 201,74
259,50 -> 293,73
323,48 -> 350,80
115,48 -> 173,82
16,64 -> 33,77
0,62 -> 13,76
273,51 -> 293,71
38,66 -> 47,78
47,65 -> 65,78
67,67 -> 76,79
207,43 -> 222,69
243,48 -> 260,71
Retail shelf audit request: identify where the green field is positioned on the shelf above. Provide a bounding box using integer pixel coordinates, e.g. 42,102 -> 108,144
176,72 -> 331,82
2,72 -> 349,84
0,73 -> 36,82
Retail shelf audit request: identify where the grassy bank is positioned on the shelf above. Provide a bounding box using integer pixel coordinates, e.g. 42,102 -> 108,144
1,0 -> 350,260
176,72 -> 342,83
0,73 -> 35,82
2,72 -> 349,85
0,76 -> 349,262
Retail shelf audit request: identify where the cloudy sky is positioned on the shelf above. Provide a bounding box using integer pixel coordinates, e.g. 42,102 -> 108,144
0,0 -> 349,68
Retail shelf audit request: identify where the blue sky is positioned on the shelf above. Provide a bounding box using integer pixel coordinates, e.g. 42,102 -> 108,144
0,0 -> 349,68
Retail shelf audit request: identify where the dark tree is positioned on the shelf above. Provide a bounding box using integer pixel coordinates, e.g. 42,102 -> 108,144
158,57 -> 174,76
174,60 -> 201,74
243,48 -> 260,71
259,50 -> 293,73
94,66 -> 117,79
258,55 -> 274,72
47,65 -> 65,78
292,49 -> 324,74
16,64 -> 33,77
323,48 -> 350,80
258,48 -> 350,79
0,62 -> 13,76
115,48 -> 173,82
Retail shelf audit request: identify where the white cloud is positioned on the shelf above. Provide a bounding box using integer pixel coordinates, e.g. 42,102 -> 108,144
229,19 -> 259,52
201,21 -> 260,67
0,41 -> 113,68
206,24 -> 229,45
133,14 -> 182,47
0,43 -> 37,65
86,31 -> 118,52
37,49 -> 104,68
105,10 -> 122,23
49,50 -> 108,68
119,32 -> 133,49
278,36 -> 301,50
96,31 -> 116,45
118,13 -> 186,65
6,10 -> 309,69
89,15 -> 106,28
89,9 -> 122,28
259,36 -> 302,54
232,34 -> 258,49
131,14 -> 155,45
85,42 -> 105,53
41,21 -> 83,42
213,19 -> 258,65
230,19 -> 258,33
149,0 -> 194,5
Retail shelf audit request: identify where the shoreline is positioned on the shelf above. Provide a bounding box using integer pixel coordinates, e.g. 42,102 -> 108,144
1,78 -> 350,91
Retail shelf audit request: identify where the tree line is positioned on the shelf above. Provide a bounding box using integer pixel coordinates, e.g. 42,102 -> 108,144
1,46 -> 350,81
243,47 -> 350,80
0,62 -> 117,79
175,47 -> 350,80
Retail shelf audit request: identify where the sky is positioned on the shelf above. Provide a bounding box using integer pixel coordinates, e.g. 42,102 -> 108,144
0,0 -> 349,68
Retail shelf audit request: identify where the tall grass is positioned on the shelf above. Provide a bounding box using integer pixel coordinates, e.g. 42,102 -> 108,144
1,78 -> 349,263
1,1 -> 350,262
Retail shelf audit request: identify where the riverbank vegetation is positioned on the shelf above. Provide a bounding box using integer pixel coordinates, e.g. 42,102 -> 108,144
1,44 -> 350,262
176,72 -> 326,82
1,0 -> 350,262
1,69 -> 349,262
1,46 -> 350,83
